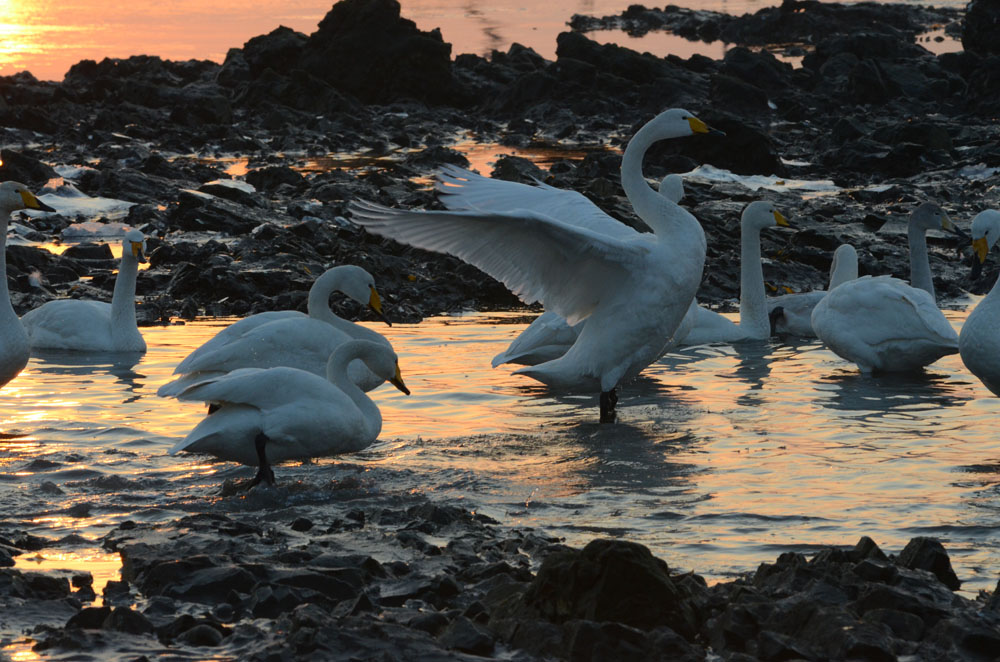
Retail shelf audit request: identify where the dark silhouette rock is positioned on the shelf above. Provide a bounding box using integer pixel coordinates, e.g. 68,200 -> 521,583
963,0 -> 1000,55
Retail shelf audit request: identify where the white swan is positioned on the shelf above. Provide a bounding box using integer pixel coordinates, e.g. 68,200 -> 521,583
766,243 -> 859,338
1,181 -> 55,387
351,108 -> 719,422
431,166 -> 694,368
170,339 -> 410,487
157,265 -> 392,397
898,201 -> 958,299
20,229 -> 147,352
679,201 -> 789,345
811,275 -> 958,373
959,209 -> 1000,395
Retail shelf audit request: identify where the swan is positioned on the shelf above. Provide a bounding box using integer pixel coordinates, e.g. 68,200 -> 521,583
898,201 -> 959,300
678,201 -> 789,345
432,166 -> 694,368
157,265 -> 392,397
959,209 -> 1000,395
20,229 -> 147,352
1,181 -> 55,387
766,243 -> 859,338
810,275 -> 958,373
170,339 -> 410,487
350,108 -> 720,422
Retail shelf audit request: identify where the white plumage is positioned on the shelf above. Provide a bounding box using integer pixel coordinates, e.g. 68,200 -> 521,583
959,210 -> 1000,395
766,243 -> 859,338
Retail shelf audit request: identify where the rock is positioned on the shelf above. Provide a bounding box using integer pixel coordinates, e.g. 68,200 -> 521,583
176,623 -> 224,647
963,0 -> 1000,55
0,149 -> 59,186
896,537 -> 961,590
437,615 -> 494,655
104,606 -> 155,635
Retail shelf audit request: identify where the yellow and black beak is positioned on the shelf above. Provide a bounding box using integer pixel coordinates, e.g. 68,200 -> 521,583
369,285 -> 391,326
131,240 -> 147,264
973,236 -> 989,264
688,115 -> 726,137
19,190 -> 56,213
942,213 -> 970,240
390,362 -> 410,395
774,210 -> 790,227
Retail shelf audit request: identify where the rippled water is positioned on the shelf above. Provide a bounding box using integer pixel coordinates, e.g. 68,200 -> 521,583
3,305 -> 1000,619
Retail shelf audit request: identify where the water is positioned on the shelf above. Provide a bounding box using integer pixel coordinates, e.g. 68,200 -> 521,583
2,0 -> 968,81
3,306 -> 999,618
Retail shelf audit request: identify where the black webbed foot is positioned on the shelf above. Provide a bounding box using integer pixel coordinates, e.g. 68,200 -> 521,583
246,432 -> 276,489
599,389 -> 618,424
768,305 -> 785,337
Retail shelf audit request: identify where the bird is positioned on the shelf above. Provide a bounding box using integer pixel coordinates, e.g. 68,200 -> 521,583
431,166 -> 694,369
21,230 -> 148,352
157,265 -> 392,397
350,108 -> 721,422
959,209 -> 1000,395
1,181 -> 55,387
766,243 -> 859,338
678,201 -> 790,345
170,339 -> 410,487
896,201 -> 961,300
810,274 -> 959,373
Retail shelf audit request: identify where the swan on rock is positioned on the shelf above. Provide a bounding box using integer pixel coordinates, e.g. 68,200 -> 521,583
350,108 -> 722,422
766,243 -> 859,338
158,265 -> 393,397
1,181 -> 55,388
171,339 -> 410,487
959,209 -> 1000,395
21,229 -> 147,353
680,201 -> 789,345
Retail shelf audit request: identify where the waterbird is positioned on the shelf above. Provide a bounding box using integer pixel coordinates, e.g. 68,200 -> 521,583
765,243 -> 859,338
959,209 -> 1000,395
21,229 -> 148,352
158,265 -> 393,397
171,339 -> 410,487
1,181 -> 55,387
350,108 -> 721,423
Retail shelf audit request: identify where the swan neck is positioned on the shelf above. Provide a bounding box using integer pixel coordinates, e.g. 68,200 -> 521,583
620,122 -> 680,236
308,277 -> 352,330
739,225 -> 770,338
907,223 -> 935,299
828,255 -> 857,290
327,348 -> 382,437
0,212 -> 17,323
110,257 -> 139,341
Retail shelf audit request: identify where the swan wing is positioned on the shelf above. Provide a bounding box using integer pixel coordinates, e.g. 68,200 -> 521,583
176,366 -> 338,409
491,310 -> 582,367
350,200 -> 651,325
20,300 -> 114,350
435,165 -> 638,241
174,311 -> 305,373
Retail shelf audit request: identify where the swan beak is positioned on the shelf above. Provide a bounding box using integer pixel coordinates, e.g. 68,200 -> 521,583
943,215 -> 969,240
20,190 -> 56,213
774,210 -> 790,227
131,241 -> 147,263
369,286 -> 391,326
973,236 -> 989,264
390,362 -> 410,395
687,116 -> 726,137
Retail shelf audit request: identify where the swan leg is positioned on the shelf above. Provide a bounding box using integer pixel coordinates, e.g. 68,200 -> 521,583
247,432 -> 276,488
599,389 -> 618,424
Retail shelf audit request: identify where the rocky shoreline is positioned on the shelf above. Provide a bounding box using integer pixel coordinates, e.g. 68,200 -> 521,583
4,0 -> 1000,659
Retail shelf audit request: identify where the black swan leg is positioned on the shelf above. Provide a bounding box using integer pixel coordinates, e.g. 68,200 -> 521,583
247,432 -> 276,488
768,305 -> 785,337
599,389 -> 618,424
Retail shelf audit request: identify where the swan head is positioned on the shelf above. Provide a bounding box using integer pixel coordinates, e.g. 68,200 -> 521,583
335,340 -> 410,395
318,265 -> 391,326
909,201 -> 955,236
658,174 -> 685,204
829,243 -> 859,289
648,108 -> 725,140
741,200 -> 789,232
0,180 -> 56,216
121,229 -> 147,264
970,210 -> 1000,264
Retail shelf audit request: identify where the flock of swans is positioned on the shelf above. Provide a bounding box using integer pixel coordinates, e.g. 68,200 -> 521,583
2,106 -> 1000,485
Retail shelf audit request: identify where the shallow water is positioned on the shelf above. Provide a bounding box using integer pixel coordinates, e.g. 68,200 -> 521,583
3,306 -> 999,623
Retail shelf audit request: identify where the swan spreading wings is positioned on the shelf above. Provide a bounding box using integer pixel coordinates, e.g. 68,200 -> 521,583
351,108 -> 720,422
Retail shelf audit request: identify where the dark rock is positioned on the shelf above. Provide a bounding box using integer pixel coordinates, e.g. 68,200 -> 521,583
437,615 -> 494,655
66,606 -> 112,629
0,149 -> 59,186
963,0 -> 1000,55
244,165 -> 303,191
61,243 -> 114,261
897,537 -> 961,590
104,606 -> 155,635
176,623 -> 224,647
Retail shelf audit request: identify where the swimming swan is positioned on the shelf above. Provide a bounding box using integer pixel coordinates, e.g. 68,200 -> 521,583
351,108 -> 720,422
170,339 -> 410,487
679,201 -> 789,345
21,229 -> 147,352
766,243 -> 859,338
431,166 -> 694,368
1,181 -> 55,387
157,265 -> 392,397
811,275 -> 958,373
959,209 -> 1000,395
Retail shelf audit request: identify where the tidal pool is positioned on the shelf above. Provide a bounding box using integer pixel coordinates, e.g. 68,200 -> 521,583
1,306 -> 999,620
